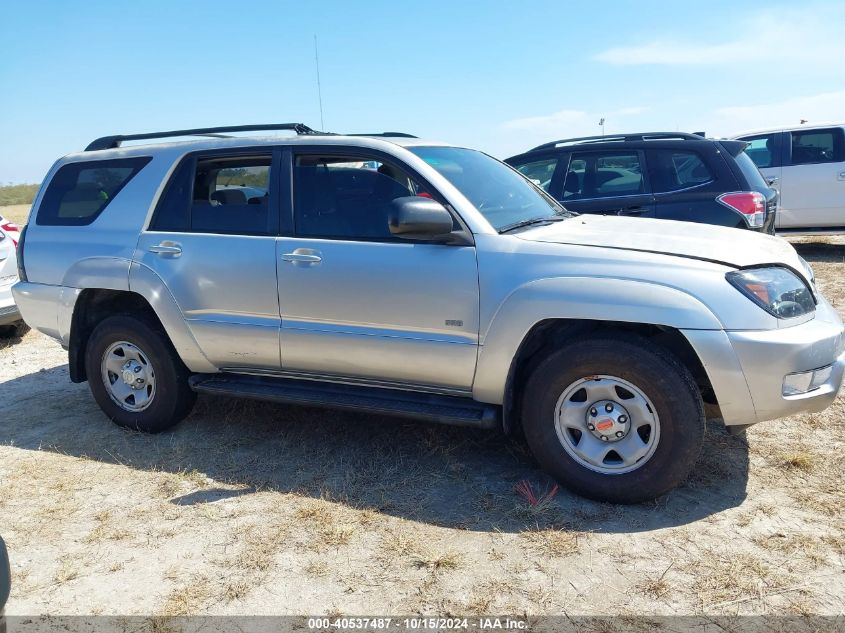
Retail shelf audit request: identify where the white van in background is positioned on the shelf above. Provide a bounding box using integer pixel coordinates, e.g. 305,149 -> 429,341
734,123 -> 845,235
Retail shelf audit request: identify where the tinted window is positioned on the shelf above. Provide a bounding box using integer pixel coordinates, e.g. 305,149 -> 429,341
649,150 -> 713,193
409,147 -> 567,231
293,155 -> 432,240
151,155 -> 274,235
741,134 -> 777,168
150,159 -> 192,232
733,151 -> 770,191
37,158 -> 150,226
513,157 -> 558,192
790,128 -> 845,165
564,151 -> 644,199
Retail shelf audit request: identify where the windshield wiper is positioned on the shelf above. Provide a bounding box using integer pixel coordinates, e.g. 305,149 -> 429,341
499,216 -> 566,234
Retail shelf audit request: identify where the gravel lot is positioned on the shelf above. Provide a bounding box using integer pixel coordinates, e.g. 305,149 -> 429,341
0,233 -> 843,619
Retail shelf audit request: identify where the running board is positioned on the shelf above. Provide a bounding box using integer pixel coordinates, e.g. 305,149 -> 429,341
189,373 -> 500,430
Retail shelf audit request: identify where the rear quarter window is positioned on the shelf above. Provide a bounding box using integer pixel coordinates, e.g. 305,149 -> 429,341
732,151 -> 769,191
37,157 -> 151,226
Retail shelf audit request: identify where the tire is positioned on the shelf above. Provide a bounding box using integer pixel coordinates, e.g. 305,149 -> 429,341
0,320 -> 29,339
85,315 -> 196,433
521,332 -> 705,503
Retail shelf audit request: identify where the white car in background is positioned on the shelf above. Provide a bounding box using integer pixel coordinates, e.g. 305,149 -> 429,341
734,123 -> 845,235
0,216 -> 24,337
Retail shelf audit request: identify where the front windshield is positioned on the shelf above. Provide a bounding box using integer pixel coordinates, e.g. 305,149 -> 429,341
409,146 -> 569,231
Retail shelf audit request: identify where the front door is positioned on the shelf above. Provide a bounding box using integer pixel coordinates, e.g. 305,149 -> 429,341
276,150 -> 480,391
134,150 -> 282,370
556,149 -> 656,218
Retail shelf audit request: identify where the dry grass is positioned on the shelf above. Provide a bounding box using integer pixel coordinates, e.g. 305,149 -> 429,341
162,575 -> 215,616
0,203 -> 31,225
409,548 -> 464,572
54,555 -> 81,584
777,451 -> 816,472
519,527 -> 582,558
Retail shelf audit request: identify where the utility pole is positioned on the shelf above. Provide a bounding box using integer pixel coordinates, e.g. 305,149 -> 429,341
599,118 -> 605,136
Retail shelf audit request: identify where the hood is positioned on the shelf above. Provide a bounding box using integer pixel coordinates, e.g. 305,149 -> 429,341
517,215 -> 808,278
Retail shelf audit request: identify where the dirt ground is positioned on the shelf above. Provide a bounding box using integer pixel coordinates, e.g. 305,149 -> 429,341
0,204 -> 30,226
0,235 -> 844,619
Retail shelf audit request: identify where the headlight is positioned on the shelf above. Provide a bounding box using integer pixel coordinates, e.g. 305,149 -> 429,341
798,256 -> 816,292
726,267 -> 816,319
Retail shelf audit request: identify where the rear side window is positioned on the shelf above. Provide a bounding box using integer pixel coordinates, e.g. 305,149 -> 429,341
513,157 -> 558,192
151,154 -> 275,235
564,151 -> 644,199
37,157 -> 151,226
733,151 -> 770,191
648,150 -> 714,193
790,128 -> 845,165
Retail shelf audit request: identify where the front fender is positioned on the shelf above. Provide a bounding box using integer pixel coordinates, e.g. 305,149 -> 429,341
472,276 -> 722,404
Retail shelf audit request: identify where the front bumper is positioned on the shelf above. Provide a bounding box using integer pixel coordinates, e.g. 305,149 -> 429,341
683,295 -> 845,427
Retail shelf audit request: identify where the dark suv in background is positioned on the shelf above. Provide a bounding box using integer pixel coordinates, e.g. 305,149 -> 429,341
506,132 -> 777,233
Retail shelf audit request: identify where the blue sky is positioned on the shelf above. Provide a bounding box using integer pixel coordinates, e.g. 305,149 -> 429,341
1,0 -> 843,183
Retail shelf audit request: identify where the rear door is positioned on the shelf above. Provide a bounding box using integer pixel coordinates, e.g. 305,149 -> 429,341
556,149 -> 656,218
647,146 -> 729,225
778,127 -> 845,228
134,149 -> 282,370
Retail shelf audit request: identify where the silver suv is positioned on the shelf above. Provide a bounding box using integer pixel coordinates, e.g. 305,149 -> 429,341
13,124 -> 845,503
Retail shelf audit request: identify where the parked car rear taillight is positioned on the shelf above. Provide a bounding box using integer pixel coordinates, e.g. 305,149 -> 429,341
0,221 -> 19,247
717,191 -> 766,228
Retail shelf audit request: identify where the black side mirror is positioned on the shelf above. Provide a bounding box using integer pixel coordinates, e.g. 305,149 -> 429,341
0,535 -> 9,612
388,196 -> 454,240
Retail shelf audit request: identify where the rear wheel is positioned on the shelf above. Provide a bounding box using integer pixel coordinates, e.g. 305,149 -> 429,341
521,333 -> 704,503
85,315 -> 196,432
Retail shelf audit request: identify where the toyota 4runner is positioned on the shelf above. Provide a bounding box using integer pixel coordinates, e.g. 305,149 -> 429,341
12,124 -> 845,503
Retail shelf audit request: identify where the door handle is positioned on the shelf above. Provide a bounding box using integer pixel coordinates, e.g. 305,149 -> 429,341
618,207 -> 646,216
838,171 -> 845,181
148,242 -> 182,257
281,251 -> 322,264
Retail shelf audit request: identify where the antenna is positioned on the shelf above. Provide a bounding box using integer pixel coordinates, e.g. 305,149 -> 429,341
314,35 -> 325,130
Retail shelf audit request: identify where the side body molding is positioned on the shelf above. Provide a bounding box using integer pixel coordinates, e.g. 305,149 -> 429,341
472,276 -> 724,404
128,261 -> 217,373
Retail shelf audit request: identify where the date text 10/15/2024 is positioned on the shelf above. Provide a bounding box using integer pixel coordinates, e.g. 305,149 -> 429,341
307,617 -> 527,630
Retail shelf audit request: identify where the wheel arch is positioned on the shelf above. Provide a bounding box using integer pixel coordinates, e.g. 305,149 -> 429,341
68,285 -> 214,383
499,318 -> 717,435
471,276 -> 723,434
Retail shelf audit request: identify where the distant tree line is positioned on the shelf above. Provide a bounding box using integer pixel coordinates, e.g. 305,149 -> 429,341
0,184 -> 40,206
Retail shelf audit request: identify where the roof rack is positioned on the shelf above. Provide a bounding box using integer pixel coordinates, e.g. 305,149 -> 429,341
345,132 -> 418,138
529,132 -> 706,152
85,123 -> 323,151
85,125 -> 419,151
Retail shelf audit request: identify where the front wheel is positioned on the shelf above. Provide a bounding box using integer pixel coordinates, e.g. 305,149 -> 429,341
85,315 -> 196,433
521,333 -> 705,503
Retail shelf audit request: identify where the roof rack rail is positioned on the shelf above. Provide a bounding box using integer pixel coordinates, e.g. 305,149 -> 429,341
85,123 -> 323,151
529,131 -> 706,152
344,132 -> 418,138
